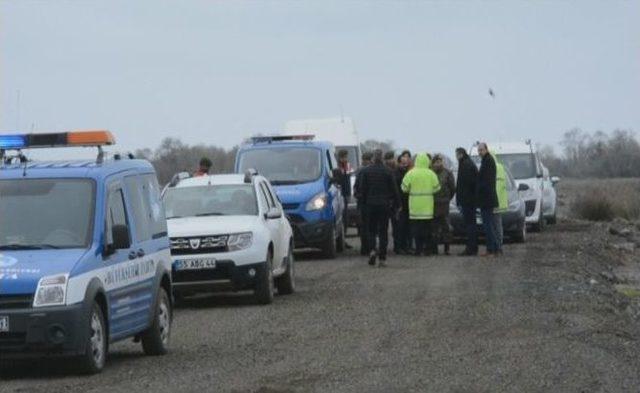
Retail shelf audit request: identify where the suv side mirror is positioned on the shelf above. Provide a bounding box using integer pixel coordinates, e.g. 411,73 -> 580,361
265,207 -> 282,220
517,183 -> 530,192
104,225 -> 131,256
551,176 -> 560,186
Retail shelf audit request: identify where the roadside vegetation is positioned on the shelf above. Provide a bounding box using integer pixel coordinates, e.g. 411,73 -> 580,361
561,178 -> 640,222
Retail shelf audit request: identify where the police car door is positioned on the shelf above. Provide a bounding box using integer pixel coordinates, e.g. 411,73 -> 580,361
258,181 -> 284,269
103,181 -> 152,340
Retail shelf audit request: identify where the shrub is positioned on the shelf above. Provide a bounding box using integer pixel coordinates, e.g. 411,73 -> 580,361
571,192 -> 615,221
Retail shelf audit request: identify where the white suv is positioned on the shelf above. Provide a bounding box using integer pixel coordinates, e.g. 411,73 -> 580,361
162,171 -> 295,304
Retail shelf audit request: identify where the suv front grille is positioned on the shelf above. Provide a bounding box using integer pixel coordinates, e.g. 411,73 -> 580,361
0,294 -> 33,310
525,200 -> 537,217
170,235 -> 228,255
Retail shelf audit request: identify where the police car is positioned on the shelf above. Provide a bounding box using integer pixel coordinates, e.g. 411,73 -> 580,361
0,131 -> 173,374
162,170 -> 295,304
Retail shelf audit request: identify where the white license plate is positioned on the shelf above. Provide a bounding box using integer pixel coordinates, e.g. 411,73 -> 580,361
0,316 -> 9,332
476,217 -> 483,225
175,258 -> 216,271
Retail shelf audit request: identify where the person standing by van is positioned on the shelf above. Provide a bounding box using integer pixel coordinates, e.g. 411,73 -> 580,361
477,143 -> 500,256
401,153 -> 440,256
337,149 -> 353,249
354,151 -> 373,256
358,150 -> 400,267
194,157 -> 212,177
395,150 -> 413,254
455,147 -> 479,256
431,154 -> 456,255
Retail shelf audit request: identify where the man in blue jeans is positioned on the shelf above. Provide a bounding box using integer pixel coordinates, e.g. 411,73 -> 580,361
476,143 -> 500,256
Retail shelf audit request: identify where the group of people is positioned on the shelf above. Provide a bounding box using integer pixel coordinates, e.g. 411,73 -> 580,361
344,143 -> 507,267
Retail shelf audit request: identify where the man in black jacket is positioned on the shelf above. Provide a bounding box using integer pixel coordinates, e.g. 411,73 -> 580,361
358,149 -> 401,267
354,152 -> 373,256
394,150 -> 412,254
455,147 -> 479,256
477,143 -> 500,256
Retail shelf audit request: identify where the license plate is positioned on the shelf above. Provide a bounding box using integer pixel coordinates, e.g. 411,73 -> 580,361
175,258 -> 216,271
476,217 -> 483,225
0,316 -> 8,332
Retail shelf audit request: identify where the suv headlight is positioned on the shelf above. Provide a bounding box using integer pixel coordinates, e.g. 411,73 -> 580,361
227,232 -> 253,251
306,192 -> 327,211
33,274 -> 68,307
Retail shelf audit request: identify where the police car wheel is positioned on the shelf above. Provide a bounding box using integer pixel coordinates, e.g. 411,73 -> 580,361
78,303 -> 107,374
141,287 -> 172,356
275,243 -> 295,295
255,251 -> 275,305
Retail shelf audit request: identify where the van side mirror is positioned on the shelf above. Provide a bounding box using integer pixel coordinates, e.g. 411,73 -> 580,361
551,176 -> 560,186
517,183 -> 530,192
265,207 -> 282,220
104,225 -> 131,256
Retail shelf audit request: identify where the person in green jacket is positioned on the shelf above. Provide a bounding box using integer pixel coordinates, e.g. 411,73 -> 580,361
493,153 -> 508,255
401,153 -> 441,256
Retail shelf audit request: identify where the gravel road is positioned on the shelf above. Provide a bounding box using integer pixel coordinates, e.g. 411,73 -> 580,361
2,221 -> 640,393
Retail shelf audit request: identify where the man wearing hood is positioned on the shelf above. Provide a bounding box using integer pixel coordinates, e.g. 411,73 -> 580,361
401,153 -> 441,256
493,154 -> 508,255
455,147 -> 478,256
477,143 -> 500,256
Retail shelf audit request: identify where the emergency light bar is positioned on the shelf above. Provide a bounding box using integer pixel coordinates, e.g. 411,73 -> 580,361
250,134 -> 315,144
0,130 -> 115,150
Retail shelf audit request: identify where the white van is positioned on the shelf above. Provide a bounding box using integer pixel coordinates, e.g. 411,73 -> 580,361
471,141 -> 559,231
285,117 -> 361,227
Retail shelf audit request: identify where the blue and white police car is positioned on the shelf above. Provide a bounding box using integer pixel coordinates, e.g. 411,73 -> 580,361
0,131 -> 173,374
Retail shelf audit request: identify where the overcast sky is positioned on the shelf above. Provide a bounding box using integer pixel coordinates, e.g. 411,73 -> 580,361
1,0 -> 638,159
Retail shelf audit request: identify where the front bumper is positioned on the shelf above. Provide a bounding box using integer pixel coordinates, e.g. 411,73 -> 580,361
0,302 -> 86,359
172,260 -> 266,294
287,219 -> 333,249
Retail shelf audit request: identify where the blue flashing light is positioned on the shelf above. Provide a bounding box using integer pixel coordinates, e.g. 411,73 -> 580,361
0,134 -> 26,149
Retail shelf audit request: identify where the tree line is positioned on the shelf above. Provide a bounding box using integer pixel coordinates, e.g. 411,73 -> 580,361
136,129 -> 638,185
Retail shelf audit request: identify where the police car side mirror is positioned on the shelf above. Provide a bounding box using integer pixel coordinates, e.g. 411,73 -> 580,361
104,225 -> 131,256
265,207 -> 282,220
517,183 -> 530,192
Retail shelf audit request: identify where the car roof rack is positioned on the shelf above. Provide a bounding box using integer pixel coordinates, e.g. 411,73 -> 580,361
244,168 -> 259,183
250,134 -> 315,144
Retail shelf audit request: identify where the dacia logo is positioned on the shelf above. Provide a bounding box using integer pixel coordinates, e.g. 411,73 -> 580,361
189,238 -> 201,250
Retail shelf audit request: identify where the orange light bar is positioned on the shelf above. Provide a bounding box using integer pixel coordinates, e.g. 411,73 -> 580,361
67,130 -> 115,146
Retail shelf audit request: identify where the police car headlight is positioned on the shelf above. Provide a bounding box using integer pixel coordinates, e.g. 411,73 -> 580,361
33,274 -> 68,307
306,192 -> 327,211
227,232 -> 253,251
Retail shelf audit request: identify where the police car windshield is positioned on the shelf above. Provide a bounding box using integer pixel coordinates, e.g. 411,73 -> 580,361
238,147 -> 322,185
0,179 -> 95,250
497,153 -> 537,180
163,184 -> 258,219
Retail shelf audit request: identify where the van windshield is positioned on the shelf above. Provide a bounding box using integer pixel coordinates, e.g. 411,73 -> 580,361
163,184 -> 258,219
238,147 -> 322,185
497,153 -> 538,179
0,179 -> 95,250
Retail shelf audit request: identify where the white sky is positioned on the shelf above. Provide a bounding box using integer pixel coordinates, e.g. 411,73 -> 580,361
2,0 -> 639,160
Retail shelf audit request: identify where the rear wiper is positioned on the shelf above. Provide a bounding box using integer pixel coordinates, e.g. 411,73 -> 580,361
0,244 -> 61,250
195,212 -> 225,217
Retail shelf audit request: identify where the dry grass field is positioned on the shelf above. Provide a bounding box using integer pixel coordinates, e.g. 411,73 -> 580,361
556,178 -> 640,221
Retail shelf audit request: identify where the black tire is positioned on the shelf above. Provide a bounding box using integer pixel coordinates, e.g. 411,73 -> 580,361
512,221 -> 526,243
255,250 -> 275,304
531,205 -> 545,232
322,225 -> 338,259
336,222 -> 345,253
275,243 -> 295,295
78,302 -> 107,375
141,287 -> 172,356
547,212 -> 557,225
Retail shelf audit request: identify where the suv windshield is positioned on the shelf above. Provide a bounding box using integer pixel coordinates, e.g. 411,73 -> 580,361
238,147 -> 322,185
0,179 -> 95,249
163,184 -> 258,219
497,153 -> 538,179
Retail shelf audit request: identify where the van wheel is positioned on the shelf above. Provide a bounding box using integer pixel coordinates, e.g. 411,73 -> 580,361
336,222 -> 345,253
141,287 -> 172,356
322,225 -> 338,259
255,251 -> 275,304
275,244 -> 295,295
78,302 -> 107,374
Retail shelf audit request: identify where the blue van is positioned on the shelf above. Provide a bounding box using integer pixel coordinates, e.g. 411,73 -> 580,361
0,131 -> 173,374
235,135 -> 345,258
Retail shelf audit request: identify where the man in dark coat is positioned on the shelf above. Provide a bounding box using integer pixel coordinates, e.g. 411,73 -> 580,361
477,142 -> 500,256
394,150 -> 413,254
358,149 -> 401,267
354,152 -> 373,256
455,147 -> 479,256
337,149 -> 353,249
431,154 -> 456,255
383,151 -> 401,254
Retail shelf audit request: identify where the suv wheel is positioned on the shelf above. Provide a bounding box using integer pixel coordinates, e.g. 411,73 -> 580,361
531,203 -> 545,232
255,250 -> 275,304
547,211 -> 557,225
322,225 -> 337,259
512,221 -> 526,243
275,243 -> 295,295
78,302 -> 107,374
141,287 -> 172,356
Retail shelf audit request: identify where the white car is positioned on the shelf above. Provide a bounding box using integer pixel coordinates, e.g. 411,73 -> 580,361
162,171 -> 295,304
472,141 -> 559,231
